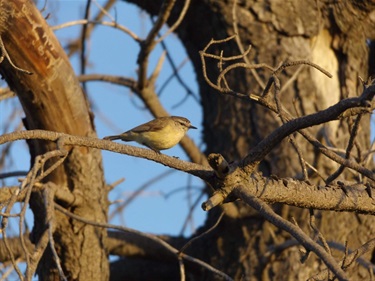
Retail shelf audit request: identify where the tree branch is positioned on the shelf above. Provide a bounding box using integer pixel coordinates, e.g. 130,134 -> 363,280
0,130 -> 213,180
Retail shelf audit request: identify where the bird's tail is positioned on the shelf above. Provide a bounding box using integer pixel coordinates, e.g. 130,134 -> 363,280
103,135 -> 121,141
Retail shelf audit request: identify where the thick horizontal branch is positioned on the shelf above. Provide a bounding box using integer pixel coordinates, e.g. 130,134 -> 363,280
235,174 -> 375,215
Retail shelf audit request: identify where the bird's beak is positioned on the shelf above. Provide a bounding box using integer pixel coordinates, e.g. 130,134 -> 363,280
190,125 -> 197,129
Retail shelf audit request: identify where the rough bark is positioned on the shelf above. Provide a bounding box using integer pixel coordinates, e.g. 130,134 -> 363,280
0,0 -> 108,280
125,0 -> 375,280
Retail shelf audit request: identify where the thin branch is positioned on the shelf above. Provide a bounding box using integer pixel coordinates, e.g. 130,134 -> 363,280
15,150 -> 68,278
78,74 -> 137,90
0,230 -> 24,280
0,171 -> 28,179
0,36 -> 32,75
178,255 -> 186,281
326,113 -> 363,184
290,136 -> 309,180
149,51 -> 166,85
0,87 -> 15,101
52,19 -> 141,42
44,187 -> 67,281
137,0 -> 176,89
62,0 -> 118,55
79,0 -> 92,92
92,0 -> 115,22
0,130 -> 213,180
216,62 -> 274,88
0,257 -> 23,281
309,210 -> 331,256
109,170 -> 175,221
232,0 -> 265,88
157,39 -> 199,102
179,211 -> 224,255
273,60 -> 333,78
155,0 -> 191,45
179,189 -> 206,235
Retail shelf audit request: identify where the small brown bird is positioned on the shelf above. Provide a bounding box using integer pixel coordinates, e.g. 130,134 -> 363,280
103,116 -> 197,152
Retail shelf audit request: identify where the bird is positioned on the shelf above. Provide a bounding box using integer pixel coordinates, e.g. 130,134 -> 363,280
103,116 -> 197,153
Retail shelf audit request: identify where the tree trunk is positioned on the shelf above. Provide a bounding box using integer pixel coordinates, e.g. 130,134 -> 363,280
0,0 -> 108,279
127,0 -> 375,279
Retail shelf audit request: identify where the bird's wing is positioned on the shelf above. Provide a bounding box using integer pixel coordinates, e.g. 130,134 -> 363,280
130,120 -> 165,133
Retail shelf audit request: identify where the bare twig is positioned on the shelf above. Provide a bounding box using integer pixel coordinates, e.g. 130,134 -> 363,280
52,19 -> 141,42
232,0 -> 265,89
78,73 -> 137,90
44,187 -> 67,281
290,136 -> 309,180
309,210 -> 331,255
0,257 -> 23,281
178,255 -> 186,281
79,0 -> 92,92
0,36 -> 32,75
0,87 -> 15,101
156,39 -> 199,102
179,211 -> 224,255
18,150 -> 67,278
109,170 -> 175,221
326,113 -> 363,184
155,0 -> 191,45
137,0 -> 176,89
149,51 -> 166,85
179,188 -> 206,235
63,0 -> 118,55
273,60 -> 332,78
92,0 -> 115,22
0,171 -> 28,179
217,62 -> 273,89
0,230 -> 24,280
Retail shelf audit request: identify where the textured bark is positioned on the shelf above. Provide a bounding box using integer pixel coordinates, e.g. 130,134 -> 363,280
0,0 -> 108,280
126,0 -> 375,280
